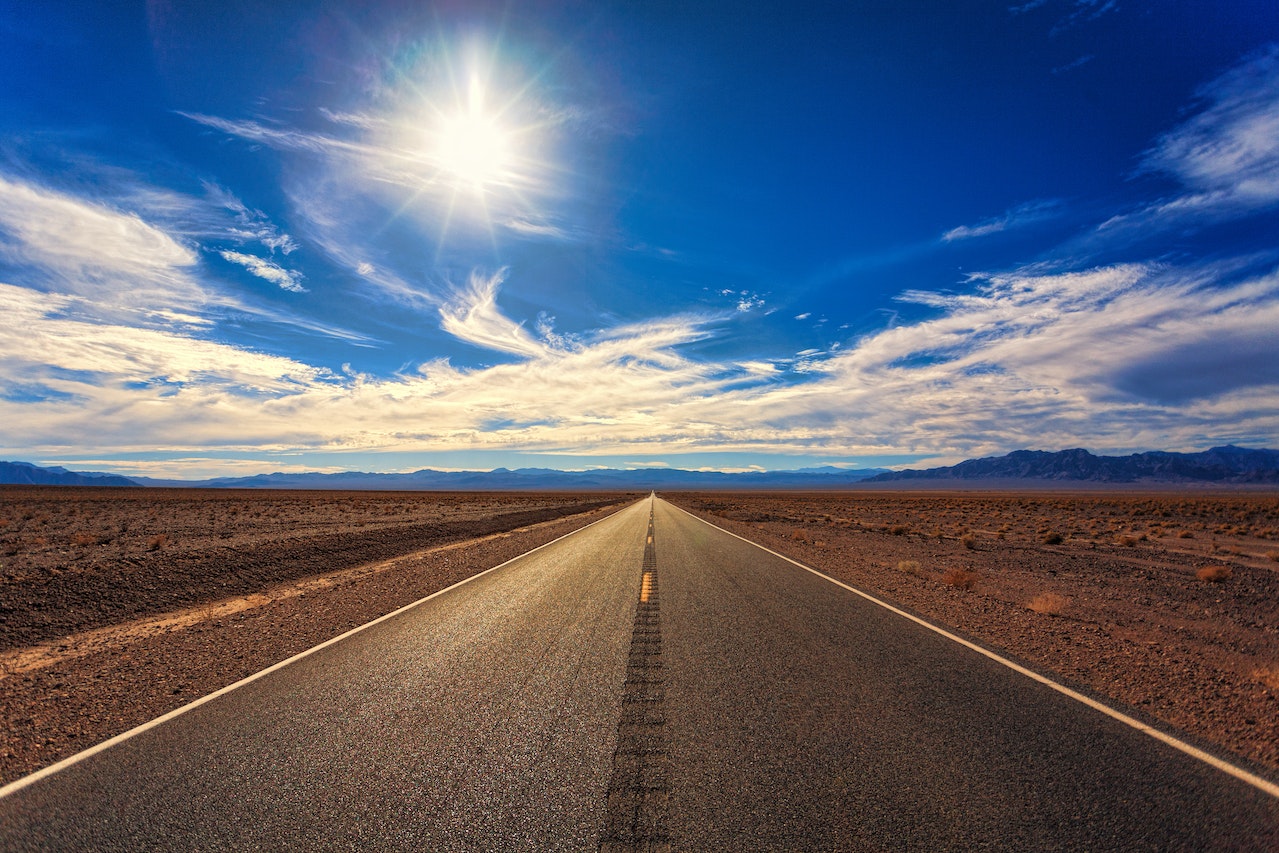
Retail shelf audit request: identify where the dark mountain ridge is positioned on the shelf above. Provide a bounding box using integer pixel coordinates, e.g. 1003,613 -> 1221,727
867,446 -> 1279,484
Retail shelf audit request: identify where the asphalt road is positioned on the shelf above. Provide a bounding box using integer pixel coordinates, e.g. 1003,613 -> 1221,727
1,496 -> 1276,850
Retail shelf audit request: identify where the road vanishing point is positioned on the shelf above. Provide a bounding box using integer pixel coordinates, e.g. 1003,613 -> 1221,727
1,496 -> 1276,850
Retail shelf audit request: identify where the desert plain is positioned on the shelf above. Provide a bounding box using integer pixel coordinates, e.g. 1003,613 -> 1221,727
1,485 -> 1277,788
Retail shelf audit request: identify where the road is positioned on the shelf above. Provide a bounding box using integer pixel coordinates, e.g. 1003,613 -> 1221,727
1,496 -> 1276,850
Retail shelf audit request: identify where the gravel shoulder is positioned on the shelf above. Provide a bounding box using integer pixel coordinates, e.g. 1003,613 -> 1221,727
663,490 -> 1279,778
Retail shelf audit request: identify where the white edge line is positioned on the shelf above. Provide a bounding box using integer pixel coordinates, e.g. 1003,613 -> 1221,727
661,499 -> 1279,801
0,499 -> 642,801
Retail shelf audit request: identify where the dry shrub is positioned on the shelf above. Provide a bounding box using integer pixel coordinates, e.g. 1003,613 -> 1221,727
942,568 -> 977,590
1116,534 -> 1137,547
889,525 -> 909,536
896,559 -> 921,576
147,533 -> 170,551
960,534 -> 976,550
1252,666 -> 1279,691
1266,551 -> 1279,563
1042,532 -> 1063,545
71,532 -> 106,546
1196,565 -> 1232,583
790,530 -> 805,542
1027,592 -> 1069,615
1177,530 -> 1194,539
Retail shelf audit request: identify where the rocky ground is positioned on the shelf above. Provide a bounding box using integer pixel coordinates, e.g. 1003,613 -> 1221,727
0,487 -> 633,785
663,490 -> 1279,777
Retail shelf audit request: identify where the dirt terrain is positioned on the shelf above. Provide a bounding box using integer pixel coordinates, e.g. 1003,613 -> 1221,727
2,486 -> 1277,790
664,490 -> 1279,777
0,487 -> 632,785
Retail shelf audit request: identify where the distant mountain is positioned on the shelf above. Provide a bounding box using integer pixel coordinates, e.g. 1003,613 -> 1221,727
3,459 -> 889,491
132,465 -> 893,490
0,460 -> 138,487
867,446 -> 1279,484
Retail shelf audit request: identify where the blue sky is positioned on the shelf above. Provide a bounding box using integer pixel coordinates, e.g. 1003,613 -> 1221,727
2,1 -> 1279,477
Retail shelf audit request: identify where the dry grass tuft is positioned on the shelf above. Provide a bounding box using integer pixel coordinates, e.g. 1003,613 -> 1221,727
1042,532 -> 1063,545
1253,666 -> 1279,691
942,567 -> 977,590
960,534 -> 977,550
1266,551 -> 1279,563
1027,592 -> 1069,615
147,533 -> 171,551
889,524 -> 909,536
896,559 -> 922,576
1196,565 -> 1233,583
1116,534 -> 1138,547
1177,530 -> 1195,539
71,532 -> 106,547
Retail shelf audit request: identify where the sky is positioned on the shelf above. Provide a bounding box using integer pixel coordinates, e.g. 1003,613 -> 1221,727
2,1 -> 1279,478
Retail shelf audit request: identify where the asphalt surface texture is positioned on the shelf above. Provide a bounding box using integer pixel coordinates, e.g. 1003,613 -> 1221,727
1,496 -> 1276,850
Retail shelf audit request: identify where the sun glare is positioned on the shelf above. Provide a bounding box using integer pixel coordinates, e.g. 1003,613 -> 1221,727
432,74 -> 512,191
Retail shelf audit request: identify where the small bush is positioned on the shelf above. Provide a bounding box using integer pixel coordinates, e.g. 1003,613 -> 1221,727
1027,592 -> 1069,615
1042,532 -> 1063,545
1177,530 -> 1194,539
147,533 -> 170,551
1196,565 -> 1232,583
71,532 -> 105,547
942,568 -> 977,590
1266,551 -> 1279,563
896,560 -> 921,575
889,525 -> 909,536
1116,534 -> 1137,547
1253,666 -> 1279,691
961,534 -> 976,550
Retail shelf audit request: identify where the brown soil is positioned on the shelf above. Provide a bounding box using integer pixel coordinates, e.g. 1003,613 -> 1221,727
0,487 -> 634,786
664,490 -> 1279,777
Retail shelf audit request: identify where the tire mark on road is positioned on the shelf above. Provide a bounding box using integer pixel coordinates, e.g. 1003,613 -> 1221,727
600,504 -> 670,852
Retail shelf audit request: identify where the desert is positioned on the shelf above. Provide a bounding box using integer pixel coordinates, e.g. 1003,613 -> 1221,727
0,487 -> 632,785
2,485 -> 1277,791
663,490 -> 1279,775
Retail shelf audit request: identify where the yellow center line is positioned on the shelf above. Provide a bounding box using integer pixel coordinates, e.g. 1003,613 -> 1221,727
640,572 -> 653,602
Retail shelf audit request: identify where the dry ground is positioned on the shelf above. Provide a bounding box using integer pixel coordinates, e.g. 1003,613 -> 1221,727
0,487 -> 633,785
3,487 -> 1277,790
664,490 -> 1279,776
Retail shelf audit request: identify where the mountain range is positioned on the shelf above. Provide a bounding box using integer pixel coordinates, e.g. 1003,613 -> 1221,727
0,461 -> 889,491
2,446 -> 1277,490
865,446 -> 1279,484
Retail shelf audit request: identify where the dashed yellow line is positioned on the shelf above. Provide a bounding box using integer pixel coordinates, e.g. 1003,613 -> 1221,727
640,571 -> 654,602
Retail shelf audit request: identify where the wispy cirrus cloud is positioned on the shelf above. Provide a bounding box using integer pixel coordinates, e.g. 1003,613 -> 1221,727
1101,46 -> 1279,234
219,250 -> 307,292
942,199 -> 1063,242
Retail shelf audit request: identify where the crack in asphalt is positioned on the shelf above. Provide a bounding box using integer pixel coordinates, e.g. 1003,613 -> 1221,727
600,504 -> 670,853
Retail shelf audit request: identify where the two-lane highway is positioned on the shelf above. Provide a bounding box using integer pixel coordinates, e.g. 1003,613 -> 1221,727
1,496 -> 1276,850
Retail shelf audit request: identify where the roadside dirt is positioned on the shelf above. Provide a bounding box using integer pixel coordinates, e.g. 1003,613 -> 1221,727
664,490 -> 1279,777
0,488 -> 634,786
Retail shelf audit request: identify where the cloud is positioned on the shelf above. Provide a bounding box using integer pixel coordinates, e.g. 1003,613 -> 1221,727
1101,47 -> 1279,234
0,175 -> 200,307
794,313 -> 811,320
438,269 -> 549,358
942,199 -> 1063,242
1051,54 -> 1094,75
219,250 -> 307,292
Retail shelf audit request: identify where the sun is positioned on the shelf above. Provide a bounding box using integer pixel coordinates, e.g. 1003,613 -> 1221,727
431,74 -> 512,192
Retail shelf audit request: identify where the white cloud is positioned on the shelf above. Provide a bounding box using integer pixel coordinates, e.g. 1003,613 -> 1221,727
794,312 -> 811,320
438,269 -> 549,358
1102,47 -> 1279,234
943,199 -> 1062,242
0,175 -> 201,308
220,250 -> 307,293
3,250 -> 1276,469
